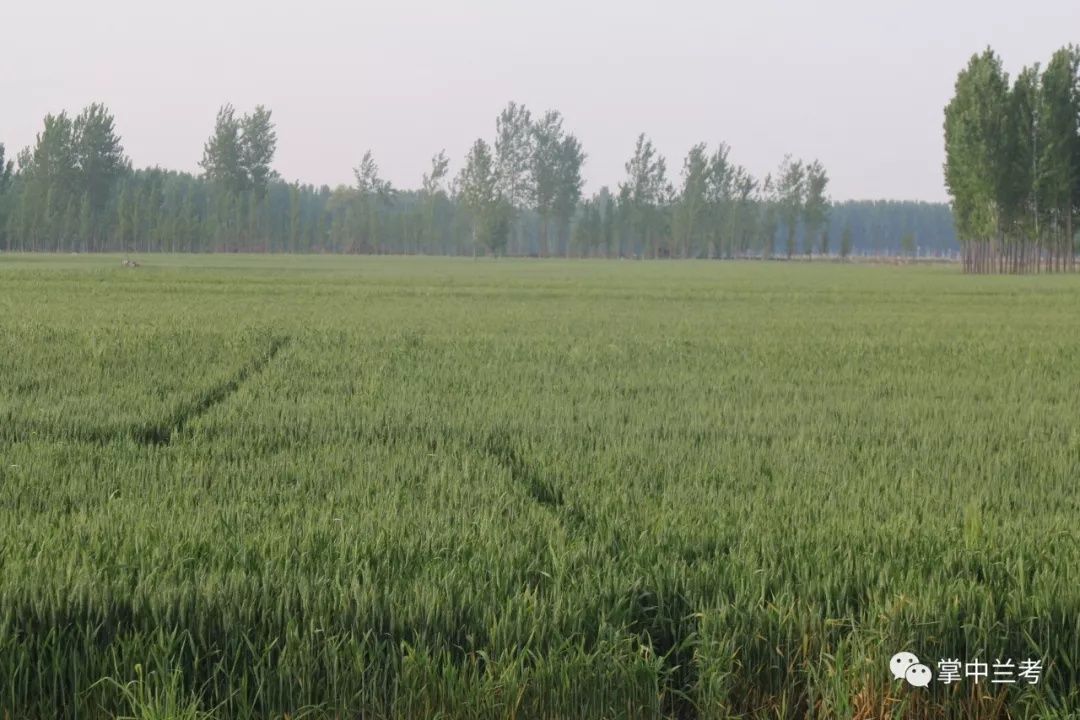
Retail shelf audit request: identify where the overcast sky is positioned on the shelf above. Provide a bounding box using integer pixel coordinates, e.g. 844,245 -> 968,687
3,0 -> 1078,202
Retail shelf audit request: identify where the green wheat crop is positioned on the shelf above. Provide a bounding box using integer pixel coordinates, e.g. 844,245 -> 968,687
1,255 -> 1078,719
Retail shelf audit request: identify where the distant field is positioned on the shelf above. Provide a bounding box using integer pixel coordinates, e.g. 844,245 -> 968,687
1,255 -> 1078,719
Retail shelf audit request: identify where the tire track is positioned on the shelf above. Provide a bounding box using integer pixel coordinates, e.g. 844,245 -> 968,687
1,336 -> 291,446
480,429 -> 592,532
133,335 -> 290,445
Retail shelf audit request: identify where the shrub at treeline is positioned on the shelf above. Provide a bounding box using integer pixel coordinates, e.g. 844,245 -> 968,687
0,103 -> 957,258
944,45 -> 1080,273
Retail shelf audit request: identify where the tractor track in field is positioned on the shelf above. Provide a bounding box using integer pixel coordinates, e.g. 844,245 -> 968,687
1,335 -> 291,447
482,430 -> 565,510
481,428 -> 697,716
132,335 -> 291,445
481,429 -> 590,530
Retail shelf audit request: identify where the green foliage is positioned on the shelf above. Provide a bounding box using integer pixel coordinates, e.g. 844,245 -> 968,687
944,45 -> 1080,272
619,133 -> 672,257
901,231 -> 917,256
777,155 -> 805,259
0,143 -> 13,248
493,101 -> 533,209
92,665 -> 218,720
346,150 -> 395,252
199,105 -> 247,194
571,196 -> 603,256
673,143 -> 709,258
529,110 -> 563,255
74,103 -> 129,215
1,256 -> 1078,719
802,160 -> 829,257
553,134 -> 586,255
0,102 -> 961,259
0,143 -> 12,192
200,104 -> 277,199
240,106 -> 277,197
831,200 -> 955,255
459,139 -> 510,255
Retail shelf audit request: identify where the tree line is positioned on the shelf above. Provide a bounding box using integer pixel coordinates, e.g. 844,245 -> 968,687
944,45 -> 1080,273
0,102 -> 957,258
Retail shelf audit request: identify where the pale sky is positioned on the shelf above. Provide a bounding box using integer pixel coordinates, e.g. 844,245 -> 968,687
3,0 -> 1078,202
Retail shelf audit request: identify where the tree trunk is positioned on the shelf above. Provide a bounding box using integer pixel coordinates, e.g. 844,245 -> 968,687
1068,212 -> 1074,272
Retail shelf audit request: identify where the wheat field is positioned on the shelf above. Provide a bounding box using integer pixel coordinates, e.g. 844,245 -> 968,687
1,255 -> 1078,719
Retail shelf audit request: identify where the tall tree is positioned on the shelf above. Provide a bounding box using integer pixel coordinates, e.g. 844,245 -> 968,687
802,160 -> 829,259
530,110 -> 564,255
731,167 -> 758,256
776,156 -> 805,258
200,105 -> 247,194
759,174 -> 779,258
599,187 -> 615,257
241,105 -> 277,198
421,150 -> 450,252
494,102 -> 532,209
1003,64 -> 1042,271
675,143 -> 710,258
459,139 -> 509,256
943,48 -> 1011,272
0,144 -> 13,249
354,150 -> 394,252
73,104 -> 128,211
494,102 -> 532,253
705,144 -> 735,257
24,112 -> 78,250
72,103 -> 128,249
553,134 -> 586,257
1037,46 -> 1080,271
618,133 -> 671,258
0,144 -> 12,193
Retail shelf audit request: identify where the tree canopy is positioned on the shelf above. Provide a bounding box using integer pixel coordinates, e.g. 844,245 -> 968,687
944,45 -> 1080,273
0,100 -> 961,260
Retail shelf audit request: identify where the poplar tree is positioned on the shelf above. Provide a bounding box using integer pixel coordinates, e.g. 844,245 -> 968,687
553,134 -> 585,256
200,105 -> 247,194
0,144 -> 12,249
241,105 -> 277,198
493,102 -> 533,253
494,102 -> 533,208
530,110 -> 564,255
421,150 -> 450,252
1037,46 -> 1080,270
354,151 -> 393,253
619,134 -> 671,258
460,139 -> 509,256
840,223 -> 853,259
705,145 -> 736,258
73,104 -> 128,212
776,156 -> 805,259
802,160 -> 829,259
943,49 -> 1010,272
675,143 -> 709,258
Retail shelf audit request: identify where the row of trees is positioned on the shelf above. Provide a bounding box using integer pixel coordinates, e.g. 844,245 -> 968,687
0,104 -> 127,252
944,46 -> 1080,273
0,102 -> 958,258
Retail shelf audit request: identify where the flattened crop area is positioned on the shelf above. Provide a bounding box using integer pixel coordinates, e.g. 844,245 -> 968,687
1,256 -> 1079,719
